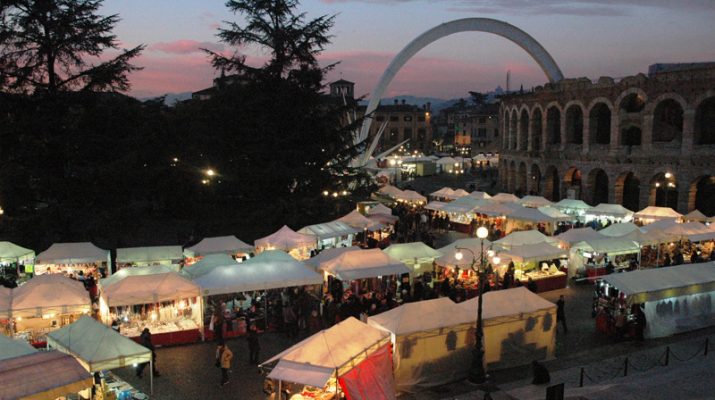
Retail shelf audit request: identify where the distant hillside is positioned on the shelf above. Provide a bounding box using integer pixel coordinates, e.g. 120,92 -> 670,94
140,92 -> 193,106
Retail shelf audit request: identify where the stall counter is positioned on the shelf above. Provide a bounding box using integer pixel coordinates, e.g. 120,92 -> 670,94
520,271 -> 567,292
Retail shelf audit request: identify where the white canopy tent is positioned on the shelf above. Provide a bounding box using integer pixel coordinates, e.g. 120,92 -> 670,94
538,206 -> 575,222
468,191 -> 492,200
568,238 -> 641,278
116,245 -> 183,267
180,253 -> 237,279
585,203 -> 634,222
193,250 -> 322,296
316,248 -> 409,281
0,286 -> 11,319
505,206 -> 564,234
0,241 -> 34,263
494,230 -> 561,250
183,235 -> 253,258
634,206 -> 683,224
47,316 -> 154,392
0,351 -> 93,400
660,221 -> 715,242
383,242 -> 442,276
430,187 -> 455,199
499,242 -> 567,263
305,246 -> 361,270
101,272 -> 200,307
35,242 -> 110,275
254,225 -> 317,260
491,193 -> 520,203
367,203 -> 393,217
474,201 -> 515,217
261,317 -> 395,399
553,199 -> 591,217
298,221 -> 358,250
518,195 -> 553,208
336,210 -> 384,231
456,287 -> 557,369
378,184 -> 404,198
367,297 -> 473,393
446,188 -> 470,199
599,222 -> 642,237
436,238 -> 492,268
424,201 -> 447,211
556,227 -> 604,246
0,334 -> 37,361
100,264 -> 179,287
683,210 -> 712,223
11,274 -> 90,319
601,263 -> 715,338
396,190 -> 427,204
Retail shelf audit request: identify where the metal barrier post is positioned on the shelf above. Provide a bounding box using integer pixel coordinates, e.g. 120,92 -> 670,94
623,357 -> 628,377
665,346 -> 670,366
579,367 -> 584,388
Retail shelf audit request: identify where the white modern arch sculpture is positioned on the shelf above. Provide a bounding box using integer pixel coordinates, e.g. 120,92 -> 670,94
359,18 -> 565,143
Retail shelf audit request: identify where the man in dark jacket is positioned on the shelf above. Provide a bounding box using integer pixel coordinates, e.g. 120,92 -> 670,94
136,328 -> 160,378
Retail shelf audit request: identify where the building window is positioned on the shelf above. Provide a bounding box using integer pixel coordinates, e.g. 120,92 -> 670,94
404,116 -> 412,122
389,115 -> 398,122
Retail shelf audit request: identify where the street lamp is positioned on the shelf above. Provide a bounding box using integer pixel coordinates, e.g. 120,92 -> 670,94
455,225 -> 491,384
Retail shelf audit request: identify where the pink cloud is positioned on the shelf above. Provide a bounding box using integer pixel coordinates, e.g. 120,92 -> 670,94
150,40 -> 224,55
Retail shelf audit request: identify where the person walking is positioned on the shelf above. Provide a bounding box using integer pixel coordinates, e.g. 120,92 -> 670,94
247,324 -> 260,365
216,343 -> 233,387
556,295 -> 568,333
136,328 -> 160,378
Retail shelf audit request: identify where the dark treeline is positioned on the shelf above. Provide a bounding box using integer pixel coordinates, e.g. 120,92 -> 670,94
0,0 -> 373,251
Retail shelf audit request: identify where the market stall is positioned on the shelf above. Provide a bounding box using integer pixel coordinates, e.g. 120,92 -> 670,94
436,156 -> 459,173
0,241 -> 34,279
336,210 -> 385,232
298,221 -> 358,250
553,199 -> 591,220
261,317 -> 396,400
100,264 -> 178,287
316,248 -> 409,296
504,205 -> 564,235
367,297 -> 473,393
491,193 -> 520,203
430,187 -> 455,201
0,287 -> 10,336
569,238 -> 641,278
634,206 -> 683,225
445,188 -> 470,200
0,351 -> 93,400
183,235 -> 253,264
116,245 -> 184,270
456,287 -> 557,370
598,263 -> 715,339
538,206 -> 578,227
468,191 -> 492,200
35,242 -> 111,277
47,316 -> 155,396
584,203 -> 634,225
100,272 -> 203,346
6,274 -> 91,346
395,190 -> 427,207
518,195 -> 553,208
255,225 -> 317,260
383,242 -> 442,278
494,229 -> 561,249
180,253 -> 237,279
556,227 -> 604,248
0,332 -> 37,360
683,209 -> 713,224
377,184 -> 404,200
497,243 -> 568,292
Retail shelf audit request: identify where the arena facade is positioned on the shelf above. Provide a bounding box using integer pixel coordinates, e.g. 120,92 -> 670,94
498,63 -> 715,215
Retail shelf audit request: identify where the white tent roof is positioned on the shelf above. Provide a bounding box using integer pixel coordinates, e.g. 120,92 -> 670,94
436,238 -> 492,267
688,225 -> 715,242
100,264 -> 179,287
0,334 -> 37,361
586,203 -> 634,218
378,184 -> 404,197
180,253 -> 237,279
683,210 -> 712,222
599,222 -> 642,237
571,238 -> 641,256
0,242 -> 34,261
0,287 -> 11,318
499,242 -> 566,263
518,195 -> 553,208
383,242 -> 442,263
263,317 -> 390,387
367,203 -> 393,216
298,221 -> 358,240
451,196 -> 490,209
601,262 -> 715,304
506,206 -> 558,223
184,235 -> 253,257
101,272 -> 200,306
448,188 -> 470,199
491,193 -> 520,203
368,297 -> 471,336
305,246 -> 361,269
494,230 -> 560,249
116,245 -> 183,263
255,225 -> 317,252
456,287 -> 556,322
474,201 -> 515,217
11,274 -> 90,318
634,206 -> 683,221
47,316 -> 152,372
556,227 -> 604,244
36,242 -> 109,265
396,190 -> 427,203
616,228 -> 670,246
436,156 -> 458,165
317,248 -> 410,281
336,210 -> 384,231
469,191 -> 492,199
193,250 -> 322,296
0,351 -> 93,400
430,187 -> 455,197
425,201 -> 448,211
538,206 -> 573,221
554,199 -> 591,211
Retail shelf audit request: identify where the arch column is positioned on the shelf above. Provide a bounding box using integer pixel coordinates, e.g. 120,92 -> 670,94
541,112 -> 548,151
516,117 -> 524,151
638,182 -> 651,210
681,108 -> 695,156
677,184 -> 690,214
559,112 -> 567,151
581,116 -> 590,155
527,119 -> 534,151
642,113 -> 654,152
609,112 -> 621,154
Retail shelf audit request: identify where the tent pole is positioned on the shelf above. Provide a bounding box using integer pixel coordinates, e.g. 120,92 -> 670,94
264,291 -> 269,332
200,296 -> 205,342
277,380 -> 282,399
150,358 -> 154,395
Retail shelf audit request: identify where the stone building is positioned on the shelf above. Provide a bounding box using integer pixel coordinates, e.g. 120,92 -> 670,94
498,63 -> 715,215
442,103 -> 500,155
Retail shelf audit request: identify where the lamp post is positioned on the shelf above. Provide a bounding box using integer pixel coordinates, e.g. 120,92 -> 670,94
455,226 -> 491,384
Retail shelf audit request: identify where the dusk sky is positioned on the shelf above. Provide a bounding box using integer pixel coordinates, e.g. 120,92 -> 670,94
103,0 -> 715,100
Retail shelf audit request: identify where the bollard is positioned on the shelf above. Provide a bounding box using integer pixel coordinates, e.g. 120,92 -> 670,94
706,338 -> 709,357
624,357 -> 628,377
579,367 -> 584,388
665,346 -> 670,366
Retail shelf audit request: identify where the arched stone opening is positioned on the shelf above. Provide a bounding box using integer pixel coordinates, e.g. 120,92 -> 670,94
565,105 -> 583,144
695,97 -> 715,145
689,176 -> 715,217
519,109 -> 529,150
508,161 -> 517,193
621,126 -> 642,146
544,165 -> 560,201
620,93 -> 645,113
652,99 -> 683,143
563,167 -> 583,200
615,172 -> 640,212
589,103 -> 611,144
588,168 -> 609,206
529,164 -> 542,195
531,108 -> 543,151
649,172 -> 678,209
509,111 -> 518,150
517,162 -> 528,197
546,107 -> 561,145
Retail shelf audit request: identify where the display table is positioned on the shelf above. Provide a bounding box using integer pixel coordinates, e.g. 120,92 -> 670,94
450,222 -> 472,234
586,266 -> 608,278
130,328 -> 201,346
520,271 -> 567,292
